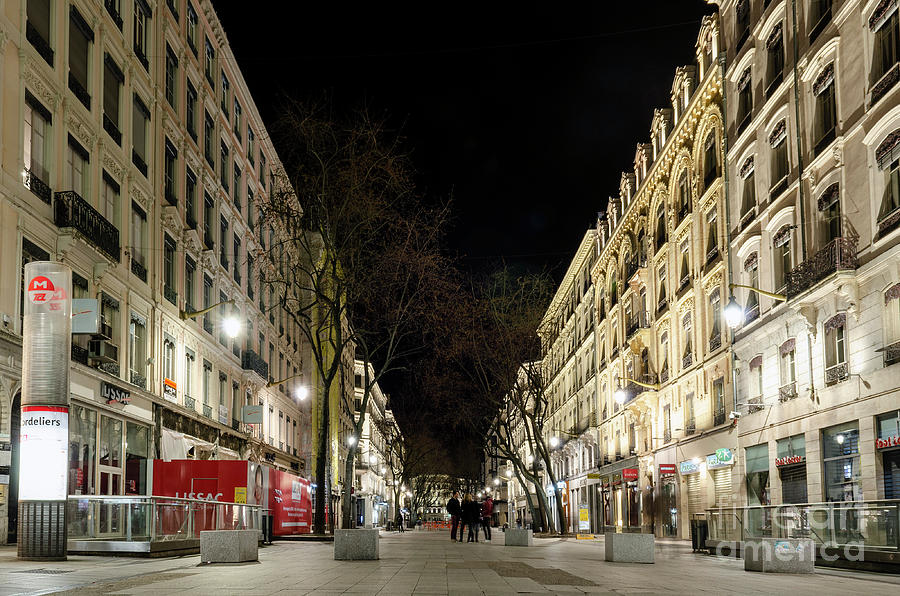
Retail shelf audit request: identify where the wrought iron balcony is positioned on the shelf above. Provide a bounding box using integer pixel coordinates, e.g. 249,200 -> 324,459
71,344 -> 89,365
164,285 -> 177,305
747,396 -> 764,413
626,311 -> 650,339
785,237 -> 858,298
621,374 -> 659,404
663,429 -> 672,443
131,257 -> 147,282
24,168 -> 52,204
709,333 -> 722,352
54,191 -> 120,262
714,406 -> 726,426
184,397 -> 196,411
739,207 -> 756,232
705,246 -> 719,266
745,302 -> 760,323
26,21 -> 54,66
884,341 -> 900,367
203,404 -> 213,418
825,362 -> 848,386
871,63 -> 899,107
130,370 -> 147,390
660,368 -> 669,384
241,349 -> 269,381
778,382 -> 797,402
682,352 -> 693,369
685,421 -> 696,435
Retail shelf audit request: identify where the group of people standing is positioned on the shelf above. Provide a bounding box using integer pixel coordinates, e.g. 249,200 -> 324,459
446,491 -> 493,542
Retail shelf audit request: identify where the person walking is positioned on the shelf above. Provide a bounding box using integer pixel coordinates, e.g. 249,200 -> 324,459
396,509 -> 405,532
481,494 -> 494,541
447,491 -> 462,542
464,494 -> 481,542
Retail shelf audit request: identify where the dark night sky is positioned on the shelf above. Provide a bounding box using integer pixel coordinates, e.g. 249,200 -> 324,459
213,1 -> 716,280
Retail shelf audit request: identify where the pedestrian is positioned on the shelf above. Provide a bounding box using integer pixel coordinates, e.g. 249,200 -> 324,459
447,491 -> 462,542
396,509 -> 405,532
464,494 -> 481,542
481,494 -> 493,541
516,515 -> 522,529
458,494 -> 471,542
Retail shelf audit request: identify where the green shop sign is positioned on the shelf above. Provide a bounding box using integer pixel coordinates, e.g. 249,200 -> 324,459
707,448 -> 735,469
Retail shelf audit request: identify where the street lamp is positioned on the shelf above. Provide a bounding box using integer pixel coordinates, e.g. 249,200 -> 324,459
293,386 -> 309,401
180,298 -> 235,321
267,373 -> 303,388
347,435 -> 356,446
381,467 -> 387,475
493,478 -> 500,486
614,376 -> 660,405
549,436 -> 559,448
369,455 -> 378,465
724,283 -> 787,329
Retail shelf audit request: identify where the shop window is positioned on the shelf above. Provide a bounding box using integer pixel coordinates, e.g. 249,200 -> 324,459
69,405 -> 97,495
822,421 -> 861,502
125,422 -> 149,495
772,225 -> 792,295
813,64 -> 836,155
877,411 -> 900,499
98,415 -> 123,492
745,444 -> 770,505
776,434 -> 807,503
824,313 -> 848,384
69,7 -> 93,109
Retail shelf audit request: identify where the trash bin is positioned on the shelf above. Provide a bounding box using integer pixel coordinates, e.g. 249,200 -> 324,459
690,514 -> 708,552
262,513 -> 274,544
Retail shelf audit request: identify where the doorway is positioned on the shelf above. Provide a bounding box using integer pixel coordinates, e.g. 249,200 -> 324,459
7,392 -> 20,544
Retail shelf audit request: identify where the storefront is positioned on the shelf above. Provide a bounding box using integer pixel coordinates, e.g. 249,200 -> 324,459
679,458 -> 703,520
658,463 -> 678,537
775,434 -> 807,504
706,448 -> 735,508
876,410 -> 900,499
822,421 -> 862,502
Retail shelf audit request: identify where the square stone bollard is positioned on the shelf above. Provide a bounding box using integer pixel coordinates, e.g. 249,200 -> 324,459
200,530 -> 259,563
604,532 -> 654,563
504,529 -> 533,546
334,528 -> 380,560
744,538 -> 815,573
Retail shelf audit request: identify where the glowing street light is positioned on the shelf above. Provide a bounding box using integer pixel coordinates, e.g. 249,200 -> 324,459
369,455 -> 378,465
724,295 -> 744,329
222,315 -> 241,339
347,435 -> 356,446
294,386 -> 309,401
614,386 -> 628,405
493,478 -> 500,486
381,467 -> 387,475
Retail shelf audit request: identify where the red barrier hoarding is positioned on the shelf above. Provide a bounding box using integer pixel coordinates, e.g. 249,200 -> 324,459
152,460 -> 311,536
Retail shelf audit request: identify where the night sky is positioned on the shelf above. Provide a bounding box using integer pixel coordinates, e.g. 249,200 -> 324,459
213,1 -> 716,280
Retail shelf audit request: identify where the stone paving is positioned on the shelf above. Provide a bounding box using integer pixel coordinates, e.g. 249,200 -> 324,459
0,530 -> 897,595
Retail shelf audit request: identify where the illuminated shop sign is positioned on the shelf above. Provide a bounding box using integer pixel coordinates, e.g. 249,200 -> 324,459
707,448 -> 735,469
774,455 -> 805,467
876,435 -> 900,450
101,381 -> 131,405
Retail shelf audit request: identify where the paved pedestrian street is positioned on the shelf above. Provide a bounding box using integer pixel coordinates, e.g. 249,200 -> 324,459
0,532 -> 896,596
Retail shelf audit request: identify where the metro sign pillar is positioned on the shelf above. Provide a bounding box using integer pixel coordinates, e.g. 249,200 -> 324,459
18,262 -> 71,560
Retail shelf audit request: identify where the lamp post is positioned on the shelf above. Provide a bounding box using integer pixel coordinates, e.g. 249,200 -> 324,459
180,299 -> 242,338
613,376 -> 661,405
724,283 -> 787,328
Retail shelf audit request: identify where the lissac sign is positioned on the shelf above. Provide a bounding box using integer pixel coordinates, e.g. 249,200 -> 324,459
174,491 -> 224,501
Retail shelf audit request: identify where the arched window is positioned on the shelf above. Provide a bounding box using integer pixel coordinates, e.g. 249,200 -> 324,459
876,129 -> 900,237
817,183 -> 841,242
740,156 -> 757,224
703,131 -> 719,188
744,252 -> 760,322
655,203 -> 667,248
773,225 -> 793,294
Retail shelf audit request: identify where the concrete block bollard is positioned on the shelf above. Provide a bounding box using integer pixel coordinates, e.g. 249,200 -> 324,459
744,538 -> 815,573
200,530 -> 259,563
334,528 -> 380,560
504,529 -> 533,547
604,532 -> 655,563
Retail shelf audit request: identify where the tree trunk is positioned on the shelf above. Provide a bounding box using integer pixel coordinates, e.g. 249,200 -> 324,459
314,372 -> 329,534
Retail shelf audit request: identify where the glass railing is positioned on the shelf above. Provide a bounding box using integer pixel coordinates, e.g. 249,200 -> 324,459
707,500 -> 900,552
67,495 -> 262,545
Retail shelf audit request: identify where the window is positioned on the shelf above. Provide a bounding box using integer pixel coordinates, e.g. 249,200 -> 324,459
220,216 -> 229,267
166,0 -> 179,21
185,255 -> 196,311
260,153 -> 267,182
165,45 -> 178,109
745,444 -> 770,505
744,253 -> 760,321
100,171 -> 119,226
164,140 -> 178,204
204,112 -> 215,167
66,136 -> 89,197
765,23 -> 784,97
705,209 -> 718,262
132,95 -> 150,176
24,92 -> 51,192
234,100 -> 242,140
131,202 -> 146,281
205,37 -> 215,85
677,170 -> 690,217
202,360 -> 212,405
164,234 -> 177,305
739,157 -> 756,222
773,225 -> 792,294
233,164 -> 242,208
233,234 -> 241,283
810,0 -> 832,41
129,312 -> 147,388
876,132 -> 900,236
185,350 -> 195,400
737,69 -> 752,132
133,0 -> 150,69
814,64 -> 836,154
248,129 -> 256,166
822,422 -> 861,502
679,240 -> 690,289
749,355 -> 763,411
221,72 -> 230,116
736,0 -> 750,49
103,54 -> 124,144
871,5 -> 899,93
186,3 -> 198,54
663,404 -> 672,441
220,142 -> 230,189
163,336 -> 175,383
105,0 -> 122,27
186,81 -> 197,140
27,0 -> 53,66
186,167 -> 197,228
247,255 -> 255,300
824,313 -> 848,384
657,265 -> 667,309
713,377 -> 725,423
703,132 -> 718,188
68,7 -> 93,109
202,275 -> 213,333
709,288 -> 721,344
685,392 -> 695,432
779,339 -> 796,398
203,193 -> 215,248
819,183 -> 842,242
218,291 -> 228,346
682,313 -> 692,365
770,121 -> 789,195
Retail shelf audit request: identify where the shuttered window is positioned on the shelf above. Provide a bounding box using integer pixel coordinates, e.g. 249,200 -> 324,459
686,473 -> 702,515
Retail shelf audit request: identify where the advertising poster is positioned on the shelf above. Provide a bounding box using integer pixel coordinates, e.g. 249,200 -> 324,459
19,405 -> 68,501
269,468 -> 313,535
578,505 -> 590,532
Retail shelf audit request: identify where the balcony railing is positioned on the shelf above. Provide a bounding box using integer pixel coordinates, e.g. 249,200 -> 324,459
663,429 -> 672,443
884,341 -> 900,367
871,62 -> 900,107
625,311 -> 650,338
739,207 -> 756,232
241,349 -> 269,381
130,370 -> 147,390
785,237 -> 858,298
745,302 -> 760,324
184,396 -> 196,411
877,206 -> 900,239
685,421 -> 696,435
54,191 -> 120,262
705,246 -> 719,267
747,395 -> 764,413
103,113 -> 121,145
825,361 -> 848,386
164,285 -> 177,305
130,257 -> 146,282
714,406 -> 726,426
68,73 -> 91,109
709,333 -> 722,352
24,168 -> 52,204
621,373 -> 659,404
678,275 -> 690,292
660,368 -> 669,384
203,404 -> 213,418
682,352 -> 693,369
71,344 -> 88,365
778,381 -> 797,402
